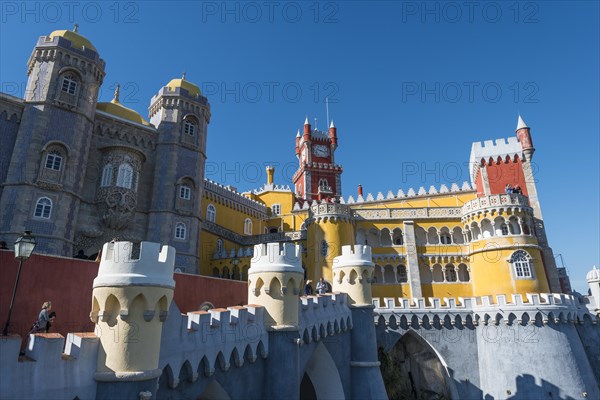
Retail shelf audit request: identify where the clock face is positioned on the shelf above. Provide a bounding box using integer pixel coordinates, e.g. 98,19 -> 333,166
312,145 -> 329,157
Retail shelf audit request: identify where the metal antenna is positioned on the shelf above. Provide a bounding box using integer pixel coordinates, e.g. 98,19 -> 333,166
326,97 -> 330,128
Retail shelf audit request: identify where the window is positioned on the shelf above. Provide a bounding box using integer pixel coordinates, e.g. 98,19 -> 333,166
244,218 -> 252,235
34,197 -> 52,219
440,234 -> 452,244
184,120 -> 196,136
45,151 -> 62,171
501,223 -> 509,236
179,185 -> 191,200
206,204 -> 216,222
319,178 -> 330,192
444,265 -> 457,282
61,74 -> 77,95
116,164 -> 134,189
101,164 -> 113,187
272,204 -> 281,215
511,250 -> 533,278
216,239 -> 223,254
398,265 -> 408,283
175,222 -> 186,239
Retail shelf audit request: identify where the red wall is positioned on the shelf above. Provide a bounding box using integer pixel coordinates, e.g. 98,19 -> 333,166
476,159 -> 529,197
0,250 -> 247,340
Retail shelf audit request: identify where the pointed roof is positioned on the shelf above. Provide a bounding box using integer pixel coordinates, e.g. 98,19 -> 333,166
304,116 -> 310,125
329,119 -> 335,129
516,115 -> 529,131
296,129 -> 301,138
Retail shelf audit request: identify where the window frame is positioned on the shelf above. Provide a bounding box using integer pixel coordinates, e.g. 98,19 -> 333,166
272,204 -> 281,215
100,164 -> 113,187
116,163 -> 134,189
34,197 -> 53,219
179,185 -> 192,200
45,152 -> 63,171
510,250 -> 534,279
61,74 -> 78,95
175,222 -> 187,240
206,204 -> 216,223
244,218 -> 253,235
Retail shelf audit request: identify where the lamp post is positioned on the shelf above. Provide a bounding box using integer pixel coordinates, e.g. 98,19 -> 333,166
2,231 -> 36,336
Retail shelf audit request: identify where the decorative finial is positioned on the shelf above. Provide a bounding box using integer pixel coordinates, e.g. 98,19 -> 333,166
113,84 -> 120,103
330,119 -> 335,128
304,116 -> 309,125
516,115 -> 529,131
182,72 -> 186,80
73,23 -> 79,33
296,129 -> 301,138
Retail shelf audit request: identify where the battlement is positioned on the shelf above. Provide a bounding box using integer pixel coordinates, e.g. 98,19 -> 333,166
298,293 -> 353,343
93,241 -> 176,289
373,293 -> 599,328
336,181 -> 473,205
0,333 -> 99,399
160,302 -> 269,383
469,136 -> 523,183
250,243 -> 302,273
333,245 -> 374,269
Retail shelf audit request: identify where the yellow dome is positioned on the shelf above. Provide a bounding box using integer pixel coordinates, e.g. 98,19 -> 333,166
166,76 -> 201,97
96,85 -> 150,126
48,29 -> 96,52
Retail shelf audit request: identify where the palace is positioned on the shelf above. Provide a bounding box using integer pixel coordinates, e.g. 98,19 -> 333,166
1,27 -> 598,400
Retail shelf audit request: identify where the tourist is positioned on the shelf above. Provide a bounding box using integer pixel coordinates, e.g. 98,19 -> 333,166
505,184 -> 513,194
316,277 -> 327,295
31,301 -> 55,334
304,280 -> 313,296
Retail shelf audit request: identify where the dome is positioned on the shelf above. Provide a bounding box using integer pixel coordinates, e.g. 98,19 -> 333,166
587,266 -> 600,282
96,85 -> 150,126
166,74 -> 201,97
48,27 -> 96,52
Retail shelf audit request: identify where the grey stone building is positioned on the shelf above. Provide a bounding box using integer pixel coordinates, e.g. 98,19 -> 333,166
0,28 -> 209,273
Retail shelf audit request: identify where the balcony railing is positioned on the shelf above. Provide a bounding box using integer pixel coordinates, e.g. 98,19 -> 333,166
462,193 -> 530,215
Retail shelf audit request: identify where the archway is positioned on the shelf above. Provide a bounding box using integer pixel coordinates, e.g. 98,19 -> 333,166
381,330 -> 455,400
300,342 -> 345,400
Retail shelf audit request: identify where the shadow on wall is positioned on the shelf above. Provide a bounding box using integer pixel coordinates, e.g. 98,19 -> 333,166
502,375 -> 576,400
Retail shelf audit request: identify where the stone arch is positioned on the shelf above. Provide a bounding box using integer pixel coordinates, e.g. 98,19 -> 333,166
254,277 -> 264,295
415,226 -> 427,246
419,263 -> 433,284
349,269 -> 358,284
300,342 -> 345,400
269,277 -> 283,299
494,216 -> 508,236
452,226 -> 464,244
427,227 -> 439,244
432,264 -> 443,283
457,263 -> 470,282
178,360 -> 194,384
439,227 -> 452,244
392,228 -> 404,245
470,221 -> 481,240
380,228 -> 392,246
480,219 -> 494,238
383,264 -> 396,283
382,330 -> 458,400
367,228 -> 380,247
373,264 -> 383,284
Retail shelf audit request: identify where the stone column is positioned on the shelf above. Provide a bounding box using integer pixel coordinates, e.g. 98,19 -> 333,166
403,221 -> 422,298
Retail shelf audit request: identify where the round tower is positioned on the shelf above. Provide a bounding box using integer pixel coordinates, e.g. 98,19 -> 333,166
516,115 -> 534,161
461,194 -> 550,297
90,241 -> 175,392
306,202 -> 355,283
332,245 -> 374,306
247,242 -> 303,328
587,266 -> 600,311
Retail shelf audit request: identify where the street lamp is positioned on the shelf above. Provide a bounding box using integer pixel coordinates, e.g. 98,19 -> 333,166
2,231 -> 36,336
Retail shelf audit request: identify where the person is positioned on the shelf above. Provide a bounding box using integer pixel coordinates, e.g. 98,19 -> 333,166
46,311 -> 57,332
74,250 -> 87,259
0,240 -> 8,249
316,278 -> 327,295
505,184 -> 513,194
513,185 -> 522,194
32,301 -> 55,333
304,280 -> 314,296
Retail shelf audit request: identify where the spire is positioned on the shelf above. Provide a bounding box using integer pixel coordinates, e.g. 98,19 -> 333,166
296,129 -> 301,138
330,119 -> 335,128
516,115 -> 529,131
112,84 -> 120,103
73,23 -> 79,33
304,116 -> 310,125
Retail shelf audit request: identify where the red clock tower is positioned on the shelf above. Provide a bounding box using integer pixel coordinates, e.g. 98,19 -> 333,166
292,117 -> 343,201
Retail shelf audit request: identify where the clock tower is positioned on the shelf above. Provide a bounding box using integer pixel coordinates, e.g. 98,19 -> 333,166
292,117 -> 343,201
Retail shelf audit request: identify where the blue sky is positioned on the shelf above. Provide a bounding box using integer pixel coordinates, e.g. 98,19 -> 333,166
1,1 -> 598,292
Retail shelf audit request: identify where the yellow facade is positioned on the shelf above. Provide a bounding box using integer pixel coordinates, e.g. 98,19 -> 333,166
199,164 -> 554,306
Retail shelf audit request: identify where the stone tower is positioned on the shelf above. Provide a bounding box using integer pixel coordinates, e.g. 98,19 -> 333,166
147,75 -> 210,273
0,26 -> 105,254
247,242 -> 303,328
91,241 -> 175,398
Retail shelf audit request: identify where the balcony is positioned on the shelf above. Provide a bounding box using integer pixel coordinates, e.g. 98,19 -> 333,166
462,193 -> 530,218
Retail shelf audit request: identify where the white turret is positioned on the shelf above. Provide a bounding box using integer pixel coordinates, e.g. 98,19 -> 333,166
587,265 -> 600,311
332,245 -> 374,306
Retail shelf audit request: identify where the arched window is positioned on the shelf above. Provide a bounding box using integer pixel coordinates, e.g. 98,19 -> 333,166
397,265 -> 408,283
458,264 -> 470,282
319,178 -> 329,190
510,250 -> 533,278
183,119 -> 197,136
45,150 -> 63,171
216,239 -> 223,254
393,228 -> 403,245
179,185 -> 191,200
244,218 -> 252,235
206,204 -> 216,222
61,74 -> 77,95
34,197 -> 52,219
175,222 -> 186,239
440,227 -> 452,244
444,265 -> 457,282
432,264 -> 444,282
116,163 -> 134,189
101,164 -> 113,187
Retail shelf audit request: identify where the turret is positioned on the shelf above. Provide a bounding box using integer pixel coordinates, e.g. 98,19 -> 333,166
295,129 -> 301,157
266,165 -> 275,186
516,115 -> 534,160
329,119 -> 337,149
357,184 -> 363,197
587,266 -> 600,312
247,243 -> 303,328
303,116 -> 311,141
332,245 -> 374,306
91,241 -> 175,396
